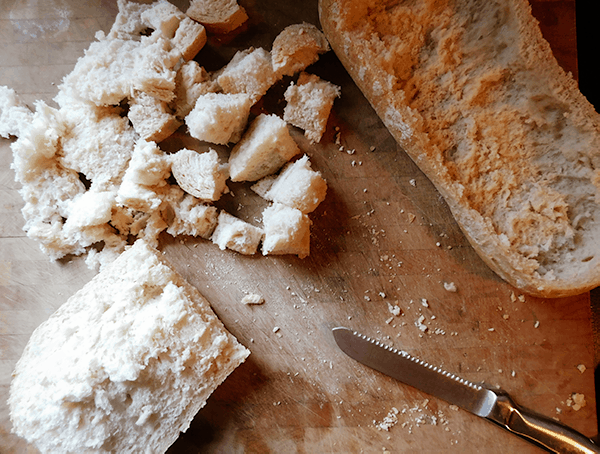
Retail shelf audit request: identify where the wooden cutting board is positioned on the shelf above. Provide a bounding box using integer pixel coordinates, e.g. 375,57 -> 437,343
0,0 -> 596,453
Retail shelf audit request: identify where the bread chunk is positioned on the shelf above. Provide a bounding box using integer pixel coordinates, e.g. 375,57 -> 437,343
252,155 -> 327,213
228,113 -> 301,182
8,239 -> 250,454
320,0 -> 600,297
128,92 -> 181,143
271,23 -> 330,78
171,148 -> 229,201
116,140 -> 172,211
165,189 -> 219,238
262,203 -> 311,258
211,211 -> 264,255
171,17 -> 207,61
185,92 -> 251,145
216,48 -> 277,104
0,85 -> 32,138
173,60 -> 220,119
283,72 -> 340,143
186,0 -> 248,34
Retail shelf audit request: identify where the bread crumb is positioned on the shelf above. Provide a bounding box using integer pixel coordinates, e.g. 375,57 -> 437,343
375,407 -> 399,431
443,281 -> 457,292
577,364 -> 586,374
241,293 -> 265,305
566,393 -> 586,411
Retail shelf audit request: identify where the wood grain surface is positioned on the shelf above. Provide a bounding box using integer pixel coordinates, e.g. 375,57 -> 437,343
0,0 -> 596,453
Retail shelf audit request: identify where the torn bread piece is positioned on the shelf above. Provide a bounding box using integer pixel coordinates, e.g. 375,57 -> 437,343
173,60 -> 220,119
262,203 -> 311,259
251,155 -> 327,214
185,92 -> 251,145
228,113 -> 301,182
165,188 -> 219,239
186,0 -> 248,34
211,211 -> 264,255
271,23 -> 330,78
128,91 -> 182,143
116,140 -> 172,212
8,239 -> 250,454
0,85 -> 33,138
171,148 -> 229,201
216,48 -> 278,104
283,72 -> 340,143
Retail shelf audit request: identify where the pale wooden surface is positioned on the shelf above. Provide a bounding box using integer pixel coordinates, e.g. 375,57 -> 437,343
0,1 -> 596,453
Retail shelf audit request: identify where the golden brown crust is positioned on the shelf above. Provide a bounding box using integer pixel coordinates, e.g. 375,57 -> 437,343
319,0 -> 600,297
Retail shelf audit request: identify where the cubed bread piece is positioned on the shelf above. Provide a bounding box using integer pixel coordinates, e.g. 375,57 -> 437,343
271,22 -> 330,78
140,0 -> 186,38
171,148 -> 229,201
0,85 -> 32,138
128,92 -> 181,143
106,0 -> 153,40
173,60 -> 220,118
8,239 -> 250,454
262,203 -> 311,258
172,16 -> 207,61
185,92 -> 251,145
283,72 -> 340,143
228,113 -> 301,182
216,48 -> 277,104
211,211 -> 264,255
186,0 -> 248,34
251,155 -> 327,213
165,189 -> 219,238
116,140 -> 172,211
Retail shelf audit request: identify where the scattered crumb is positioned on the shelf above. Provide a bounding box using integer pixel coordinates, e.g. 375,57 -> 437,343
409,179 -> 416,187
241,293 -> 265,305
387,302 -> 402,316
421,298 -> 429,308
534,320 -> 540,328
415,315 -> 428,332
566,393 -> 586,411
443,281 -> 457,292
375,407 -> 399,431
272,326 -> 280,333
577,364 -> 586,374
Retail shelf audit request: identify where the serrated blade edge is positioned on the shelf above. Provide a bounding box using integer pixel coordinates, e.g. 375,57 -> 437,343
333,326 -> 497,417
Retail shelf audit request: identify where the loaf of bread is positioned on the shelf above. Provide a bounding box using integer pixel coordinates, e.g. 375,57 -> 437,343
8,239 -> 250,454
319,0 -> 600,297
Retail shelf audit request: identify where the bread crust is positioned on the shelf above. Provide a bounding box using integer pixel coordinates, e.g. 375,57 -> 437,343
319,0 -> 600,297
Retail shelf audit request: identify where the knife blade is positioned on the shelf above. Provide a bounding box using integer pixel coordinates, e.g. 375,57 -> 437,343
332,326 -> 600,454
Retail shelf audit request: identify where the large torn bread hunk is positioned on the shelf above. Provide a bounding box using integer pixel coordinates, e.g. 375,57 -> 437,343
8,240 -> 249,454
320,0 -> 600,297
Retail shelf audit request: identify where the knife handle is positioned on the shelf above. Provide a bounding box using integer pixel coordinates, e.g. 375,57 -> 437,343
487,391 -> 599,454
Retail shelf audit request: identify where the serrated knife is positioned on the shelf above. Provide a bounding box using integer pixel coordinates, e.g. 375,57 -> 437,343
332,326 -> 599,454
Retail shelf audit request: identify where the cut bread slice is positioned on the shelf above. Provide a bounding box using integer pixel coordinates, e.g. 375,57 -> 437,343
271,22 -> 330,78
251,155 -> 327,214
283,72 -> 340,143
8,239 -> 250,454
211,210 -> 264,255
171,148 -> 229,201
262,203 -> 311,258
185,92 -> 251,145
228,113 -> 301,182
186,0 -> 248,34
319,0 -> 600,297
